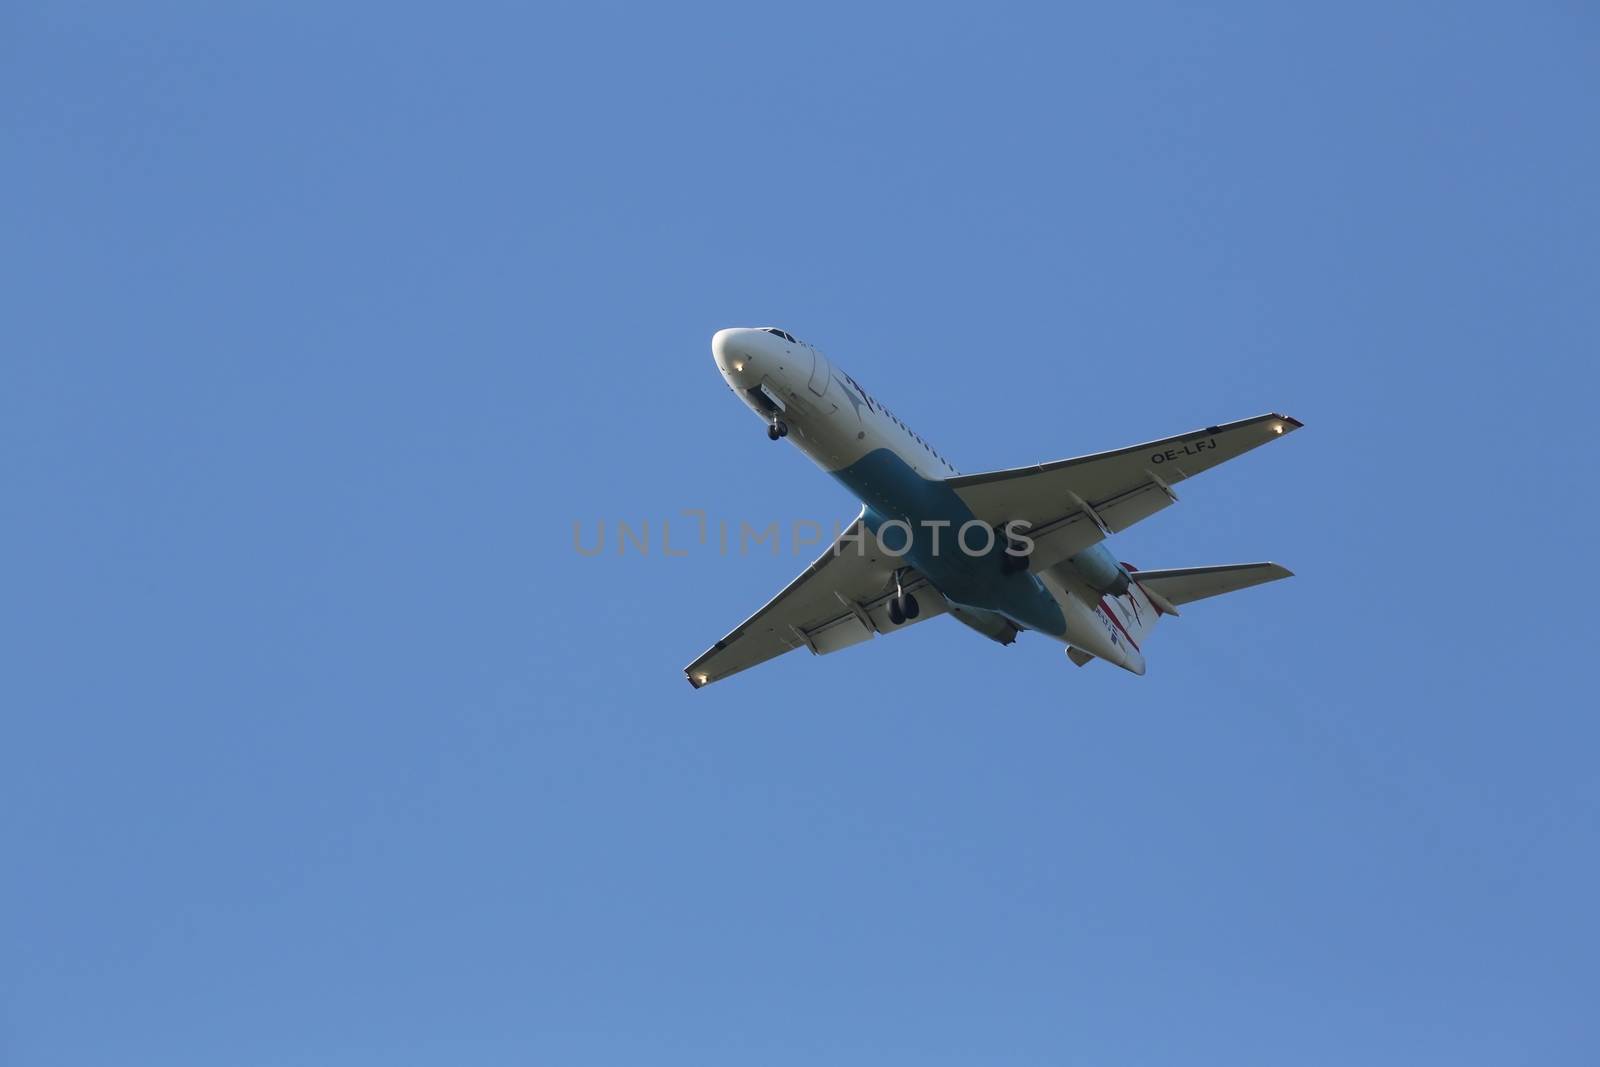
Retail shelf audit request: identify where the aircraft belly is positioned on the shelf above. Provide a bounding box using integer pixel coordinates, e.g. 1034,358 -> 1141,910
831,447 -> 1068,637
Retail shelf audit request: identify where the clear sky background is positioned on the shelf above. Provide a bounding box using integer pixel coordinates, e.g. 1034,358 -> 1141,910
5,3 -> 1598,1064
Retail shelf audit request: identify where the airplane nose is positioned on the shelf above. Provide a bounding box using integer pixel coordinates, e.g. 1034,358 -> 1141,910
711,328 -> 758,381
711,328 -> 739,369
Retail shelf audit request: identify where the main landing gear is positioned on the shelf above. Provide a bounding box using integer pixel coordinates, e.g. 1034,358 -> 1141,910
886,570 -> 920,626
767,418 -> 789,441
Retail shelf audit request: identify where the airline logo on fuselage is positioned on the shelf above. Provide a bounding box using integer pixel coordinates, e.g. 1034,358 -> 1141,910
1098,594 -> 1143,651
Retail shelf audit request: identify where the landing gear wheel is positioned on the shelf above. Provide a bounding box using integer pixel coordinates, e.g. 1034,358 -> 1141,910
887,570 -> 918,625
776,420 -> 788,437
767,422 -> 781,441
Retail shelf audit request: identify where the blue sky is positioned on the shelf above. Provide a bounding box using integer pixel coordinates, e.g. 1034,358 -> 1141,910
5,3 -> 1598,1064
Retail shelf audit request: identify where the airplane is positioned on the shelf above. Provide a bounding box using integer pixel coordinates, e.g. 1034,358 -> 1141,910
684,326 -> 1301,688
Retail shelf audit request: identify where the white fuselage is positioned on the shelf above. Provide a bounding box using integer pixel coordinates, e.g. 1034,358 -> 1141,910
711,327 -> 956,478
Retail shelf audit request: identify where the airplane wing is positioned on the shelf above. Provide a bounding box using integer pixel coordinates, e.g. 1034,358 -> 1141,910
948,413 -> 1302,573
684,515 -> 948,688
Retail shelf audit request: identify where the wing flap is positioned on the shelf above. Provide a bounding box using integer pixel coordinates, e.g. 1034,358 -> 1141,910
806,613 -> 874,654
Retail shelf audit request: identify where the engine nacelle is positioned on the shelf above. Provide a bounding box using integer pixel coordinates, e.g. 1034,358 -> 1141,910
1066,544 -> 1131,597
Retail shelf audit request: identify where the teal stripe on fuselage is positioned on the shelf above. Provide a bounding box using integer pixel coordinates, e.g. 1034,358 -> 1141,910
829,448 -> 1067,636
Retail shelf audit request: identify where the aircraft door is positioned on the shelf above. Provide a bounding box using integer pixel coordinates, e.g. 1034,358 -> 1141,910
806,344 -> 832,397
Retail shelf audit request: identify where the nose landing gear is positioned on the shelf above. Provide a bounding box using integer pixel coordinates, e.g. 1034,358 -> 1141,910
767,419 -> 789,441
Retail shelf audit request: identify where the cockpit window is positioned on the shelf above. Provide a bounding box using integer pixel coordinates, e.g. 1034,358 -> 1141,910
760,328 -> 799,343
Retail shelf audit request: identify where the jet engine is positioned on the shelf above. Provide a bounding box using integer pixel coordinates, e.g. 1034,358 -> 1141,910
1066,544 -> 1132,597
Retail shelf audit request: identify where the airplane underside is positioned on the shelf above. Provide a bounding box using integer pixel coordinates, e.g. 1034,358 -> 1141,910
683,326 -> 1300,688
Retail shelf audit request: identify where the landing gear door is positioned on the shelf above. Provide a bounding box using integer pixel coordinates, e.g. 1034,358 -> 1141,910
807,345 -> 832,397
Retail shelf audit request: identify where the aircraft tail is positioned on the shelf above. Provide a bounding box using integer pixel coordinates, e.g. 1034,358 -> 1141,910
1057,561 -> 1292,669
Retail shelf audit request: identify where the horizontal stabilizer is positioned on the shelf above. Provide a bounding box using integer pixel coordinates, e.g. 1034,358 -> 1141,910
1131,562 -> 1293,606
